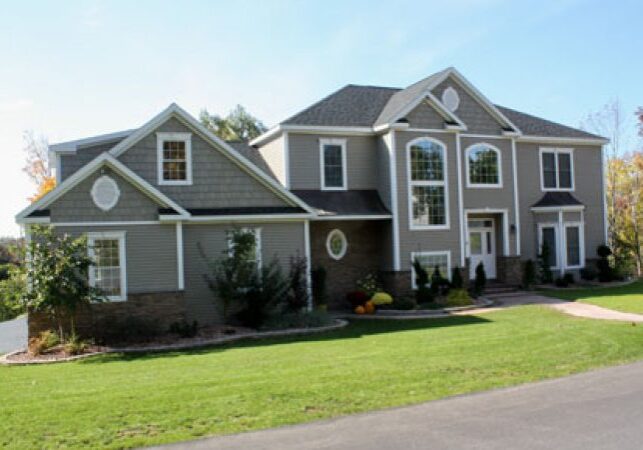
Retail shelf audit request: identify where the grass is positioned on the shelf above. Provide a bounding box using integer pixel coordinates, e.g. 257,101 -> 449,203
541,280 -> 643,314
2,306 -> 643,448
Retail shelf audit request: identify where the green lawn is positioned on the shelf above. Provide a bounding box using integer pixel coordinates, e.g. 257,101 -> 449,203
2,306 -> 643,449
541,280 -> 643,314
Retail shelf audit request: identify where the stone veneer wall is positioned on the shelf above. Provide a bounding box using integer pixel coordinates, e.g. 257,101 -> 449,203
28,291 -> 186,339
496,256 -> 523,285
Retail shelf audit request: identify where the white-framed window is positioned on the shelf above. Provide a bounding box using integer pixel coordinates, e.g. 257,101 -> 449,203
465,143 -> 502,188
226,228 -> 262,270
91,175 -> 121,211
539,148 -> 574,191
564,222 -> 585,269
326,229 -> 348,260
410,251 -> 451,289
407,137 -> 449,230
88,231 -> 127,302
537,223 -> 559,270
157,132 -> 192,185
319,138 -> 347,190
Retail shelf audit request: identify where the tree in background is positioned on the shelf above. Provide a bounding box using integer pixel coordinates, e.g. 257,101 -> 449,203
200,105 -> 267,141
23,130 -> 55,202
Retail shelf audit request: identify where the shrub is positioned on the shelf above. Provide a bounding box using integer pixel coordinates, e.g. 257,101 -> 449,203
356,272 -> 381,298
450,267 -> 464,289
346,291 -> 369,308
262,310 -> 333,331
446,289 -> 473,307
388,296 -> 417,310
473,262 -> 486,296
597,245 -> 612,258
596,245 -> 614,282
286,256 -> 309,313
554,277 -> 569,288
311,266 -> 327,308
538,242 -> 553,284
0,263 -> 11,281
64,332 -> 90,356
28,330 -> 60,356
522,259 -> 536,289
0,263 -> 26,322
371,292 -> 393,306
236,258 -> 289,329
580,267 -> 597,281
412,258 -> 429,289
169,320 -> 199,338
563,273 -> 575,285
94,316 -> 161,345
415,285 -> 434,305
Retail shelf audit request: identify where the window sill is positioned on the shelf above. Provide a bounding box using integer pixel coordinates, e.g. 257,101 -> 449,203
159,180 -> 193,186
466,184 -> 503,189
321,186 -> 347,191
541,187 -> 575,192
409,225 -> 450,231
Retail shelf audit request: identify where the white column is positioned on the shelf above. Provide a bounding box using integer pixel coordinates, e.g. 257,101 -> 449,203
388,131 -> 401,271
304,219 -> 312,311
176,222 -> 184,291
456,132 -> 465,267
511,138 -> 521,256
558,210 -> 565,275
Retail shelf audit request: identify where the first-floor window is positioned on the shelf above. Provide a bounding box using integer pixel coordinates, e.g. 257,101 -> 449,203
411,251 -> 450,289
565,225 -> 582,268
88,232 -> 126,301
540,226 -> 558,269
227,228 -> 262,270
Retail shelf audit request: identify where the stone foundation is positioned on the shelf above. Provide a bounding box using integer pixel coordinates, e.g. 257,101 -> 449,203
381,271 -> 414,301
28,291 -> 186,339
496,256 -> 523,285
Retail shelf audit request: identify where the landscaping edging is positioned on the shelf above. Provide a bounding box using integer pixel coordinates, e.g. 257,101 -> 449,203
341,297 -> 495,320
0,319 -> 349,366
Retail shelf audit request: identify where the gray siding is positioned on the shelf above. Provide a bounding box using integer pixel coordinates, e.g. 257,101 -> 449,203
117,117 -> 291,209
395,131 -> 463,272
60,141 -> 122,181
288,134 -> 379,190
54,224 -> 179,293
405,102 -> 445,129
49,167 -> 161,222
182,221 -> 306,324
517,143 -> 605,261
376,135 -> 392,211
257,134 -> 286,186
432,76 -> 504,135
461,136 -> 517,254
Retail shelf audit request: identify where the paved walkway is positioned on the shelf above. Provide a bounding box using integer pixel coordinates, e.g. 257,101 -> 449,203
154,360 -> 643,450
0,316 -> 27,355
474,293 -> 643,323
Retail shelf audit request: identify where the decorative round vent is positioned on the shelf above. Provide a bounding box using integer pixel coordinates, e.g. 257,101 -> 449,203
441,86 -> 460,112
326,229 -> 348,260
91,175 -> 120,211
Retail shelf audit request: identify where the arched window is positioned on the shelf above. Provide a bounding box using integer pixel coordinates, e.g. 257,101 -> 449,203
466,143 -> 502,188
407,137 -> 449,229
326,229 -> 348,260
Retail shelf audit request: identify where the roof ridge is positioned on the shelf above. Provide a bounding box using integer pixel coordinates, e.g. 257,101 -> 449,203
345,83 -> 402,91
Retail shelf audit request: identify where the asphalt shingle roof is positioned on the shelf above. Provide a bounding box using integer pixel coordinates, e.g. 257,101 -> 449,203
291,190 -> 391,217
532,192 -> 584,208
282,80 -> 604,140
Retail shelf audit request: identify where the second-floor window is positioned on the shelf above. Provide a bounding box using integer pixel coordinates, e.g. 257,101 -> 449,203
408,137 -> 449,229
466,143 -> 502,188
540,148 -> 573,191
157,132 -> 192,185
320,138 -> 347,190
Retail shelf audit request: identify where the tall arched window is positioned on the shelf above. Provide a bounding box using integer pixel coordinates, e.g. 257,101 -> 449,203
466,143 -> 502,188
407,137 -> 449,229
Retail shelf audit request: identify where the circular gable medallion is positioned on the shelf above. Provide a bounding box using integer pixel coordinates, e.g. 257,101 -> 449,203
91,175 -> 120,211
441,86 -> 460,112
326,229 -> 348,260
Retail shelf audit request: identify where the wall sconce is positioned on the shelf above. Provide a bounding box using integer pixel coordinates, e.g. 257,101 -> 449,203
510,224 -> 516,234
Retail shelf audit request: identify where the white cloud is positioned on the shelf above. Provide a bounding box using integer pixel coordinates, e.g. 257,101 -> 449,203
0,99 -> 33,114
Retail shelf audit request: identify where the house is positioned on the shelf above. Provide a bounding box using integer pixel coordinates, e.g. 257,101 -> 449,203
16,67 -> 608,332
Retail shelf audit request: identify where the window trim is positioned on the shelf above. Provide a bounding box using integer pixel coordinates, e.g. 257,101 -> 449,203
410,250 -> 451,289
157,132 -> 193,186
537,223 -> 559,270
226,227 -> 263,269
406,136 -> 450,231
326,228 -> 348,260
319,138 -> 347,191
465,143 -> 503,188
87,231 -> 127,302
564,222 -> 585,270
539,147 -> 574,192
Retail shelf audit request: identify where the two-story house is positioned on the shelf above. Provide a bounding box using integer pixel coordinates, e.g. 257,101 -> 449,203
16,67 -> 608,330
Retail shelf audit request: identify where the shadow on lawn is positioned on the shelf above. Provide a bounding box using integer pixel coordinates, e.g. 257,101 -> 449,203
80,314 -> 492,365
540,280 -> 643,302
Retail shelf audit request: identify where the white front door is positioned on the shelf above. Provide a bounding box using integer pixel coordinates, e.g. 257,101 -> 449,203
468,219 -> 496,279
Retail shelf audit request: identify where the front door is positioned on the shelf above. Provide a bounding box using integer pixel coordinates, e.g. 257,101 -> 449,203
468,218 -> 496,279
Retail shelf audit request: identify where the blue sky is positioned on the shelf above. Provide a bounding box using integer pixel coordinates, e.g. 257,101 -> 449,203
1,0 -> 641,236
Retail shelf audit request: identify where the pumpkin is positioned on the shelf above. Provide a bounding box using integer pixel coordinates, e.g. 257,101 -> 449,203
354,305 -> 366,315
371,292 -> 393,305
364,301 -> 376,314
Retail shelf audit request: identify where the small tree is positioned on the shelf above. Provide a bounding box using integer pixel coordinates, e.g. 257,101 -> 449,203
311,266 -> 327,309
450,267 -> 464,289
596,244 -> 614,282
538,242 -> 553,284
413,258 -> 432,304
21,226 -> 102,340
522,259 -> 537,290
286,255 -> 309,312
473,262 -> 486,296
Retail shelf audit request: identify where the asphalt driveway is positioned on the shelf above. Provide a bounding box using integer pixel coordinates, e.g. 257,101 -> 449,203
0,316 -> 27,354
156,360 -> 643,450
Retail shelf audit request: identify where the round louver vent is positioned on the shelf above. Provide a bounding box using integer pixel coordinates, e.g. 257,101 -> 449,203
441,86 -> 460,112
91,175 -> 120,211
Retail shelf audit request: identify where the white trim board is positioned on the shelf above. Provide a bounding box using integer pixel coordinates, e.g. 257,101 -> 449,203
312,215 -> 392,221
49,129 -> 135,154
